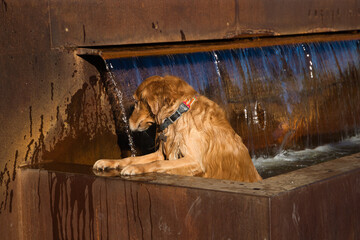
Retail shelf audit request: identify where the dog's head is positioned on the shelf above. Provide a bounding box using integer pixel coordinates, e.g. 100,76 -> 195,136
129,75 -> 197,132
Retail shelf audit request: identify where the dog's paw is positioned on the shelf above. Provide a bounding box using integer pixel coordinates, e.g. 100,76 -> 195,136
121,165 -> 146,176
93,158 -> 133,171
93,159 -> 120,171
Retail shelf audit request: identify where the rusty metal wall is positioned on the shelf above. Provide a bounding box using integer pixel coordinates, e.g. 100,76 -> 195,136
0,1 -> 120,238
49,0 -> 360,47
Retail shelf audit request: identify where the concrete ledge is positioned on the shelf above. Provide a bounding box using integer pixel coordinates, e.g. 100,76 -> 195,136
20,153 -> 360,239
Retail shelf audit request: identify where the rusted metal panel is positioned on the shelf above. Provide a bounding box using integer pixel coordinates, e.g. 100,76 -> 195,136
49,0 -> 236,48
49,0 -> 360,48
19,153 -> 360,239
267,153 -> 360,239
20,165 -> 270,239
270,169 -> 360,239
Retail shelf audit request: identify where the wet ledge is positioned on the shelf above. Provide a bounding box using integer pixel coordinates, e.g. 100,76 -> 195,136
23,152 -> 360,197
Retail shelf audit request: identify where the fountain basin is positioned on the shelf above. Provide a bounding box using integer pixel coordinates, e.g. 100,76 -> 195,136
19,152 -> 360,239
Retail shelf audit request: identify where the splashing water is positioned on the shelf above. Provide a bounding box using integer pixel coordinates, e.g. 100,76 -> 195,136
105,62 -> 137,157
254,134 -> 360,178
302,44 -> 314,79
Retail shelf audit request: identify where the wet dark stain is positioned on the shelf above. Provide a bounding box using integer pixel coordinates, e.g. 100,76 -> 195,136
31,115 -> 45,164
0,161 -> 11,214
83,24 -> 86,43
25,139 -> 34,162
29,106 -> 33,137
145,187 -> 153,240
48,172 -> 95,239
65,82 -> 88,133
129,183 -> 137,223
37,171 -> 41,212
151,21 -> 162,33
12,150 -> 18,181
123,181 -> 131,239
1,0 -> 7,12
42,130 -> 120,164
42,78 -> 121,164
72,69 -> 78,78
56,106 -> 60,121
151,22 -> 157,29
51,82 -> 54,101
104,184 -> 110,239
180,30 -> 186,41
8,190 -> 13,213
122,182 -> 154,239
136,191 -> 144,240
0,162 -> 7,186
89,75 -> 98,87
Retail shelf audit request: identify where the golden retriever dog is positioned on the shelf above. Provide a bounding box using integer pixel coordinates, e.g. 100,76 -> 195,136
93,75 -> 262,182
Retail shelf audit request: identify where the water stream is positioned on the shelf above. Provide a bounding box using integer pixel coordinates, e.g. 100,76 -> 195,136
104,62 -> 137,157
104,39 -> 360,177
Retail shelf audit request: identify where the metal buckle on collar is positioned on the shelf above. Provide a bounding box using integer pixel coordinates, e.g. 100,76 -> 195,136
169,110 -> 182,123
178,102 -> 190,112
159,99 -> 194,131
169,103 -> 189,122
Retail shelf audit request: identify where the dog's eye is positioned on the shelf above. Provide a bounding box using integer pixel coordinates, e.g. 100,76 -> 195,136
134,100 -> 139,108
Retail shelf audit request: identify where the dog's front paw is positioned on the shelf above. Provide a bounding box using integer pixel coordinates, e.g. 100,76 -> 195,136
93,159 -> 120,171
121,165 -> 146,176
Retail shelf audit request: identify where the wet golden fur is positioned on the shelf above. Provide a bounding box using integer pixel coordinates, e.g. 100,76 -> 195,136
93,75 -> 262,182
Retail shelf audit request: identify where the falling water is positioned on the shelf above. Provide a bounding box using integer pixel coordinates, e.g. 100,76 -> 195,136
104,62 -> 136,157
105,39 -> 360,176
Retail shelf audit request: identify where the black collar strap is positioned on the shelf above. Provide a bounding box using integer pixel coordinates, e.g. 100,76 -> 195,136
159,96 -> 197,131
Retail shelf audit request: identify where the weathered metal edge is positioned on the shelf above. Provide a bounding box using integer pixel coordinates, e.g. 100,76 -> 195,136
21,152 -> 360,198
76,32 -> 360,59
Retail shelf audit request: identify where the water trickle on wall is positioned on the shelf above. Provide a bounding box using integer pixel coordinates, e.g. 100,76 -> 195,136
106,40 -> 360,161
103,62 -> 137,157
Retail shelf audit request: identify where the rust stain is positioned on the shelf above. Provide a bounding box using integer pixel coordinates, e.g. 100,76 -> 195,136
83,24 -> 86,43
29,106 -> 32,137
0,150 -> 17,214
51,82 -> 54,101
1,0 -> 7,12
40,76 -> 121,164
12,150 -> 18,181
47,172 -> 96,239
24,139 -> 34,162
180,30 -> 186,41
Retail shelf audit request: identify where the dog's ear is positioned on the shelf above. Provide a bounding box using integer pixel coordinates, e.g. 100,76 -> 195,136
143,87 -> 175,115
145,94 -> 161,115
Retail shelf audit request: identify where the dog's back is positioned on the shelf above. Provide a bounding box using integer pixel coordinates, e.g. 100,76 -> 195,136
168,94 -> 262,182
